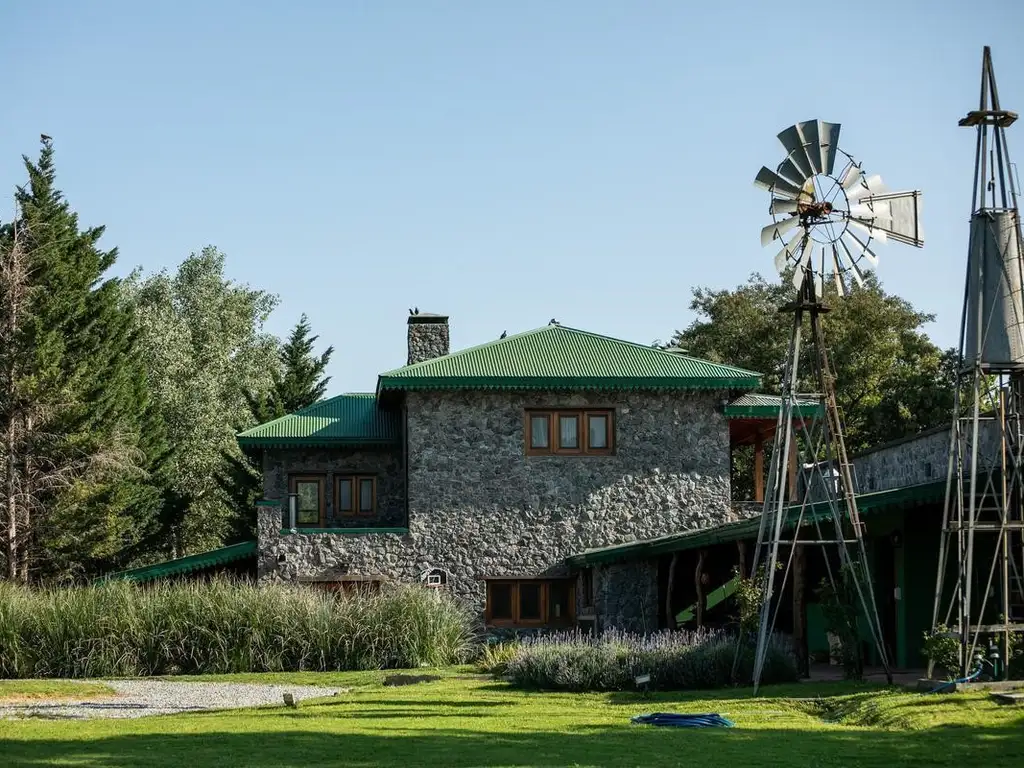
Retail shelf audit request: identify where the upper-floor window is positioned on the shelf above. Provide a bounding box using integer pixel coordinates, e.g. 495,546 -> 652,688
289,475 -> 325,526
526,409 -> 614,455
336,475 -> 377,516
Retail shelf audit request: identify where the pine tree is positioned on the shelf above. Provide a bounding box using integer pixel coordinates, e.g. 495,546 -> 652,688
219,314 -> 333,540
0,138 -> 165,581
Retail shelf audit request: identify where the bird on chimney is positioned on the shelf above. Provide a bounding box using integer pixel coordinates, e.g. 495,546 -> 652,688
414,306 -> 419,314
499,331 -> 507,339
408,308 -> 413,315
40,133 -> 52,142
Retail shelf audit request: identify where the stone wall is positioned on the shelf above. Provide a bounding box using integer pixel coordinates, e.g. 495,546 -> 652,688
848,420 -> 1000,494
262,447 -> 405,529
257,388 -> 735,632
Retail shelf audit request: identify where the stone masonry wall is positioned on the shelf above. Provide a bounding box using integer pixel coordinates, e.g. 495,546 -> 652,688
258,389 -> 735,631
262,447 -> 404,529
407,317 -> 450,365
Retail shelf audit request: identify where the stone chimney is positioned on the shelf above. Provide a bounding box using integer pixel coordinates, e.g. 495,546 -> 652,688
407,311 -> 450,365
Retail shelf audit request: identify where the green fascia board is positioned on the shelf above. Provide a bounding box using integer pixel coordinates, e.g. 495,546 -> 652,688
567,480 -> 945,567
99,541 -> 257,583
376,325 -> 762,393
279,527 -> 409,536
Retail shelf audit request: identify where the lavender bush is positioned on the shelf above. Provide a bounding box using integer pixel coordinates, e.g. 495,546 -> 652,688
503,627 -> 797,691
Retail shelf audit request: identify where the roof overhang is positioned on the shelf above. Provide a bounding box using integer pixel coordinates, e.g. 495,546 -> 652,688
99,541 -> 258,583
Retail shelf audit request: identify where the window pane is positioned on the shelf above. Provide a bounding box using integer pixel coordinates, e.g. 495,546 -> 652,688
530,415 -> 550,449
296,481 -> 319,524
519,583 -> 543,621
489,584 -> 513,620
338,479 -> 353,512
359,479 -> 374,512
588,414 -> 608,449
549,581 -> 572,622
559,415 -> 579,449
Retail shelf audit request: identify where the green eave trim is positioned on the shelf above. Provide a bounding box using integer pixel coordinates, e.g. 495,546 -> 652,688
100,541 -> 257,583
377,375 -> 760,392
280,527 -> 409,536
566,480 -> 945,567
239,437 -> 400,449
723,404 -> 823,419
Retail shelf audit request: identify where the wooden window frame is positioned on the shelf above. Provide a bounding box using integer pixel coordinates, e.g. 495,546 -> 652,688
525,408 -> 615,456
484,579 -> 576,628
288,474 -> 326,527
335,475 -> 377,517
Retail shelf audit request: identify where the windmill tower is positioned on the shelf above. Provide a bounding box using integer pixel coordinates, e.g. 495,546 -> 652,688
931,46 -> 1024,679
746,121 -> 924,693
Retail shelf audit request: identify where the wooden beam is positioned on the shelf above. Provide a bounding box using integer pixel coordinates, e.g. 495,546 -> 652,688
737,540 -> 747,580
695,550 -> 707,627
666,551 -> 679,630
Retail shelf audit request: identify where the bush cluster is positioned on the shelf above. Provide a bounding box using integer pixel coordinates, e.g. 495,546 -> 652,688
503,627 -> 798,692
0,579 -> 475,678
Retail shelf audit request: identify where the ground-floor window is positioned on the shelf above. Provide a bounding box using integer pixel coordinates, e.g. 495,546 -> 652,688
484,579 -> 575,627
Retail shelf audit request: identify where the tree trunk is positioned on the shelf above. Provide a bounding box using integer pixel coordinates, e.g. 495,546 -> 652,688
666,551 -> 679,629
5,424 -> 16,581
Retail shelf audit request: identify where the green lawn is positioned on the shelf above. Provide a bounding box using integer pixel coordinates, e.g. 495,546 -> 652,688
1,671 -> 1023,767
0,680 -> 114,703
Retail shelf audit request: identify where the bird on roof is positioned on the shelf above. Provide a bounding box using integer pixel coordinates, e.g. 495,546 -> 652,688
499,331 -> 507,339
549,318 -> 557,325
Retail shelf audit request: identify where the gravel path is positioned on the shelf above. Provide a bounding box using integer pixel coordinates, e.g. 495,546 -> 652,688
0,680 -> 343,720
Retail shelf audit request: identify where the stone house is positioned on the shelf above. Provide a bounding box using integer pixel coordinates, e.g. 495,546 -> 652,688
231,312 -> 790,632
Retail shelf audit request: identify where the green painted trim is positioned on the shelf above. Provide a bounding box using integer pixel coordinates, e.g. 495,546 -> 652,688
675,575 -> 741,624
723,404 -> 823,419
99,541 -> 257,583
279,527 -> 409,536
238,437 -> 400,449
377,375 -> 760,392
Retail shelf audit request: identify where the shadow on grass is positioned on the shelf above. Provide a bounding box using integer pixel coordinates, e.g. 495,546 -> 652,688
2,722 -> 1023,768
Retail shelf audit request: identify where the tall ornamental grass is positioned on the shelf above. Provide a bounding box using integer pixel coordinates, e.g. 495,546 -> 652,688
503,627 -> 798,691
0,579 -> 474,678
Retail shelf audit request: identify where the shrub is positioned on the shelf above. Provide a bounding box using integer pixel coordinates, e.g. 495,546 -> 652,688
504,627 -> 797,692
0,579 -> 474,678
476,641 -> 519,676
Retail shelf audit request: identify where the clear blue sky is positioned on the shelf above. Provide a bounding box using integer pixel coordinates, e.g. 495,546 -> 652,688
2,1 -> 1023,394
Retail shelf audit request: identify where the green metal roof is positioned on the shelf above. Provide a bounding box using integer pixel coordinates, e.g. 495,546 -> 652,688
566,480 -> 945,567
237,393 -> 400,449
377,325 -> 762,392
100,541 -> 257,583
723,393 -> 824,419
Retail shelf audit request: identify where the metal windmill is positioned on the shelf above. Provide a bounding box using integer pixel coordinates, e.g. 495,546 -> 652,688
931,46 -> 1024,680
745,120 -> 924,693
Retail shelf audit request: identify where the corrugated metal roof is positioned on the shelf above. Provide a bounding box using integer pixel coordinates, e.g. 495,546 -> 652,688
237,393 -> 399,447
724,393 -> 823,419
99,541 -> 257,583
377,325 -> 762,392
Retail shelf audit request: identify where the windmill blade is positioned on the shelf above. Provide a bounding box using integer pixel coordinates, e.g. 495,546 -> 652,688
776,124 -> 815,180
770,198 -> 800,215
859,190 -> 924,246
754,166 -> 802,199
777,158 -> 809,185
773,231 -> 804,273
791,236 -> 814,290
846,174 -> 886,202
839,236 -> 867,287
831,245 -> 847,297
840,163 -> 864,191
845,229 -> 879,268
801,121 -> 823,175
849,200 -> 892,220
760,215 -> 802,246
847,218 -> 888,248
819,121 -> 841,175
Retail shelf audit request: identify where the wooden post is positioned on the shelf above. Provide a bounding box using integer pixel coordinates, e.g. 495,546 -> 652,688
737,540 -> 747,580
695,550 -> 707,627
754,430 -> 765,503
666,552 -> 679,629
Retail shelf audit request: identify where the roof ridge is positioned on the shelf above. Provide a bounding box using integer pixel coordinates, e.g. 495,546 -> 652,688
378,325 -> 554,377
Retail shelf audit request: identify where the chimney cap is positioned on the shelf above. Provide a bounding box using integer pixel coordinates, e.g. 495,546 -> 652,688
407,312 -> 449,325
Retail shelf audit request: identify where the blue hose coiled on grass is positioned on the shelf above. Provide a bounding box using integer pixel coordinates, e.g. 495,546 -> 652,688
924,663 -> 983,694
631,713 -> 735,728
